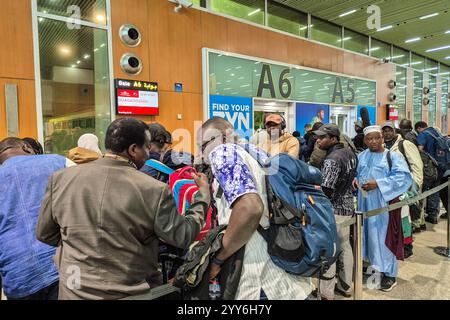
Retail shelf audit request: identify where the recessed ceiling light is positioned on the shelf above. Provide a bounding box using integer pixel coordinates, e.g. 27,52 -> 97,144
60,47 -> 71,55
338,37 -> 352,42
405,37 -> 421,43
339,9 -> 356,17
77,60 -> 81,64
83,54 -> 91,59
377,25 -> 393,32
420,12 -> 439,20
96,14 -> 105,22
446,30 -> 450,34
426,44 -> 450,52
247,8 -> 261,16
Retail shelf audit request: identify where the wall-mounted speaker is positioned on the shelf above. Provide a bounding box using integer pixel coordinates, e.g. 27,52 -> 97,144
388,80 -> 396,89
119,24 -> 142,47
120,53 -> 142,75
388,93 -> 397,102
423,87 -> 430,95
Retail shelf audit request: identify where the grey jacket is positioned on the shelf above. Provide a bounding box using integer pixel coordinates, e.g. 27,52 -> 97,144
36,157 -> 210,300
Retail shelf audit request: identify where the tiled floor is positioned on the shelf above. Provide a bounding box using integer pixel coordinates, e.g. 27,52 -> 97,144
361,214 -> 450,300
2,213 -> 449,301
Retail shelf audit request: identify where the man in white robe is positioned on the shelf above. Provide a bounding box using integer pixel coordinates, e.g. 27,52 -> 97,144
355,126 -> 412,292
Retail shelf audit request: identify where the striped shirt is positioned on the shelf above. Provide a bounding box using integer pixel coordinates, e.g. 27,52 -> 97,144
209,144 -> 313,300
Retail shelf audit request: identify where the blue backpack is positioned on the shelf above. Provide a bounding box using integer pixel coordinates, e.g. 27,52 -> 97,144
425,129 -> 450,170
244,148 -> 341,279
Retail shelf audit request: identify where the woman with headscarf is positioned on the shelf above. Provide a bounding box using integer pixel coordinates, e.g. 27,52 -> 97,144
68,133 -> 102,164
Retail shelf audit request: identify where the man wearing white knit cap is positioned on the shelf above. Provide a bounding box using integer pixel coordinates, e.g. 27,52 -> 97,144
354,125 -> 413,292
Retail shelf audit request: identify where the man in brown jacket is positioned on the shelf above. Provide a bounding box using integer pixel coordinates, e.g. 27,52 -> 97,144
36,118 -> 210,300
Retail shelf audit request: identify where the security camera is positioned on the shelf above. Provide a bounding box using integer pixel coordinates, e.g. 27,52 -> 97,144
377,58 -> 390,65
170,0 -> 193,12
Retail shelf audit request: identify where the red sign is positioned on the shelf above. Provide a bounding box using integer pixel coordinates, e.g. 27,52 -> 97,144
115,79 -> 159,116
388,105 -> 399,121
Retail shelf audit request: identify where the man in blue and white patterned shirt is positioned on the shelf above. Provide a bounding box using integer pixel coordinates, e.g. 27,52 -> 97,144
198,117 -> 313,300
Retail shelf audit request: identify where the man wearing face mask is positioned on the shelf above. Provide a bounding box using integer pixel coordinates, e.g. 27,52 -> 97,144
0,138 -> 74,300
36,118 -> 210,300
257,113 -> 299,159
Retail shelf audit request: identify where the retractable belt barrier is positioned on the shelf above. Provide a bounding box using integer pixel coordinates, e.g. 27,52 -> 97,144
122,180 -> 450,301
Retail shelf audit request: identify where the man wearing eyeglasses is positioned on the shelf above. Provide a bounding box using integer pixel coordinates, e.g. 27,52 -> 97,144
198,117 -> 313,300
0,137 -> 74,300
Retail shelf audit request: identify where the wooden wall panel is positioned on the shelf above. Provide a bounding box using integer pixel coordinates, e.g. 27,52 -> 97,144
148,0 -> 203,94
110,0 -> 150,80
201,12 -> 228,53
0,0 -> 35,80
139,0 -> 398,131
0,78 -> 37,140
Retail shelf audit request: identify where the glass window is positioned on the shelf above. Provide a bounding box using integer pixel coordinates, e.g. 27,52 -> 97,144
428,75 -> 437,127
425,59 -> 439,76
311,17 -> 342,48
369,38 -> 391,60
38,18 -> 111,154
413,71 -> 423,123
411,53 -> 425,72
392,46 -> 409,66
396,66 -> 407,120
343,29 -> 369,54
267,1 -> 307,38
208,52 -> 376,106
440,64 -> 450,79
210,0 -> 265,25
37,0 -> 107,25
442,79 -> 448,134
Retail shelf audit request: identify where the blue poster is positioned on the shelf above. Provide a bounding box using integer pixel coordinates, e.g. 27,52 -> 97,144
209,95 -> 253,140
357,105 -> 377,126
296,103 -> 330,136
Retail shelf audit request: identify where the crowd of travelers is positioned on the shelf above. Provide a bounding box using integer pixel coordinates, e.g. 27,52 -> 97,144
0,114 -> 448,300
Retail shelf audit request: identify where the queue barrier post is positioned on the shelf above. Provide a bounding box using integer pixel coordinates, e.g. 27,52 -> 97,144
353,211 -> 364,300
435,179 -> 450,259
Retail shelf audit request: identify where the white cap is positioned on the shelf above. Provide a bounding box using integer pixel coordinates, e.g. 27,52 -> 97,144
363,125 -> 382,136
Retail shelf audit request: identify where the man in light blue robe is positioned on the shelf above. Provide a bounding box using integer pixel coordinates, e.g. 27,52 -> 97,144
355,126 -> 412,292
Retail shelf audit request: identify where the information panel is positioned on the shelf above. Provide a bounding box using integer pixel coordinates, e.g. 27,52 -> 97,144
115,79 -> 159,115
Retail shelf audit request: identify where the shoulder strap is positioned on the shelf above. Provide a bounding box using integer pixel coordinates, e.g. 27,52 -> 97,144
145,159 -> 175,176
386,151 -> 392,172
398,140 -> 412,172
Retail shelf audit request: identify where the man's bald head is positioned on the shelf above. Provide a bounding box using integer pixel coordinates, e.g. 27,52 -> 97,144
197,117 -> 236,163
0,138 -> 34,164
202,117 -> 234,134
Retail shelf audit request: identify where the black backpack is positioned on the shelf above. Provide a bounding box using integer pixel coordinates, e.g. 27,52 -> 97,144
398,140 -> 438,188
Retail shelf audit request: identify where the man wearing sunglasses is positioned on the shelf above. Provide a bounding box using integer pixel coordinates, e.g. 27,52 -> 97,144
0,137 -> 74,300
